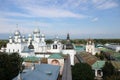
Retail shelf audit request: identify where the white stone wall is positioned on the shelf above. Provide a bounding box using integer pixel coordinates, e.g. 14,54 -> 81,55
62,50 -> 76,65
6,42 -> 27,53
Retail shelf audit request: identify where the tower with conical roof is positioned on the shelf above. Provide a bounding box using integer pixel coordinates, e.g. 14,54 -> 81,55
62,33 -> 76,65
67,33 -> 70,40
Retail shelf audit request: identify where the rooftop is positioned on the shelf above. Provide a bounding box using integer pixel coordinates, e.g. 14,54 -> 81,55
23,56 -> 40,62
79,52 -> 98,65
48,53 -> 64,59
111,61 -> 120,70
21,46 -> 33,53
100,47 -> 120,61
13,64 -> 60,80
92,60 -> 105,69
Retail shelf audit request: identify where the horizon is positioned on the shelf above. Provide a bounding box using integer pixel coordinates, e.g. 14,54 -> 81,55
0,0 -> 120,39
0,33 -> 120,40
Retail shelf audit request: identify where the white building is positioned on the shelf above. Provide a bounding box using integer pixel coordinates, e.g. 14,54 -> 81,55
47,34 -> 76,65
105,44 -> 120,52
86,39 -> 96,55
6,30 -> 27,53
32,28 -> 46,53
47,36 -> 63,53
2,28 -> 76,65
5,28 -> 46,57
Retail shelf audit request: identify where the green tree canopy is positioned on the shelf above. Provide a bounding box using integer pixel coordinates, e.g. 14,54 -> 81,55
72,63 -> 94,80
0,52 -> 23,80
0,40 -> 8,49
102,61 -> 115,79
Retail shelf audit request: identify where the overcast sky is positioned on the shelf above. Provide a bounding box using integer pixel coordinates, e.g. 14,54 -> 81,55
0,0 -> 120,39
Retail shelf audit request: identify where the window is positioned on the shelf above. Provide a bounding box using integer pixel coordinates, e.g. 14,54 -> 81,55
13,49 -> 14,52
53,45 -> 57,49
9,49 -> 10,53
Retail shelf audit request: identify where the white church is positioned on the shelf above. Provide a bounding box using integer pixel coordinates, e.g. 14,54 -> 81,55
85,39 -> 96,55
6,28 -> 46,57
2,28 -> 76,65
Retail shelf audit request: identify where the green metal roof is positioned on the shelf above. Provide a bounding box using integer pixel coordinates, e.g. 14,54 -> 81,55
24,56 -> 40,62
92,60 -> 105,69
100,47 -> 120,61
75,46 -> 85,52
48,53 -> 64,59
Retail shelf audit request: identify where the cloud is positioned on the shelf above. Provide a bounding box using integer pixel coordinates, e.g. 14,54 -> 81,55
7,0 -> 88,18
0,12 -> 31,18
1,0 -> 118,19
92,0 -> 119,9
91,17 -> 98,22
23,7 -> 87,18
0,17 -> 52,34
97,1 -> 118,9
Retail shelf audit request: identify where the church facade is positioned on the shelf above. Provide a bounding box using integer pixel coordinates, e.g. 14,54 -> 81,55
3,28 -> 76,65
85,39 -> 96,55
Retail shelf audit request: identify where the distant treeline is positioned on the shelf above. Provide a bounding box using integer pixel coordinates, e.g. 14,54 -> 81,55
0,39 -> 120,49
94,39 -> 120,44
46,39 -> 120,45
0,40 -> 8,49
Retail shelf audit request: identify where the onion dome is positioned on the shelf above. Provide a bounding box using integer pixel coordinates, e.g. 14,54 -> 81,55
87,38 -> 94,45
18,35 -> 22,39
22,35 -> 25,38
9,36 -> 12,39
14,30 -> 20,36
33,28 -> 40,34
64,33 -> 74,49
28,41 -> 34,49
65,43 -> 74,49
28,34 -> 32,38
41,34 -> 45,38
67,33 -> 70,40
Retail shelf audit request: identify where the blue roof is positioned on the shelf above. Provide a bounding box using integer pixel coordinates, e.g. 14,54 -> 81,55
13,64 -> 60,80
21,46 -> 32,53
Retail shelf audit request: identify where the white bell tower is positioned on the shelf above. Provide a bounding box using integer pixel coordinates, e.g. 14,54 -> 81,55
86,39 -> 95,55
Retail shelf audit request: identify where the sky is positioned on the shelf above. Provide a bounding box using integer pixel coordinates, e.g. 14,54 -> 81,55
0,0 -> 120,39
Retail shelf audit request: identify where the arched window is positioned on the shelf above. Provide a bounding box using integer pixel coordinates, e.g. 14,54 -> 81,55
53,45 -> 57,49
9,49 -> 10,52
51,60 -> 60,65
13,49 -> 14,52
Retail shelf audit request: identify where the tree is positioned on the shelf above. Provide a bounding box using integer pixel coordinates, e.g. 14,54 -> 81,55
95,53 -> 99,58
95,53 -> 104,60
102,62 -> 115,79
0,52 -> 23,80
72,63 -> 94,80
46,39 -> 53,44
0,40 -> 8,49
99,53 -> 104,60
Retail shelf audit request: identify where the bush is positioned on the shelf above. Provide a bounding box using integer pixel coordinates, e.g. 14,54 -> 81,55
0,52 -> 23,80
72,63 -> 94,80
